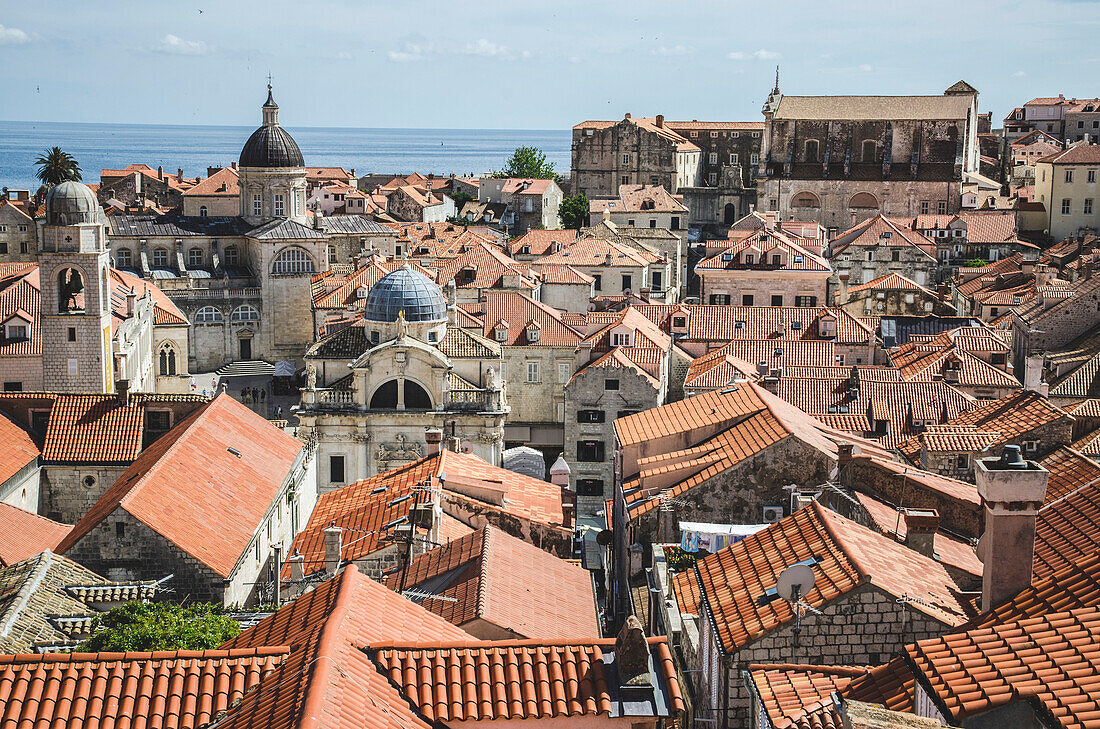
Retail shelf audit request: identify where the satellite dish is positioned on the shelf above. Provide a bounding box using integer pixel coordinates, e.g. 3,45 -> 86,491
595,529 -> 614,546
776,563 -> 816,602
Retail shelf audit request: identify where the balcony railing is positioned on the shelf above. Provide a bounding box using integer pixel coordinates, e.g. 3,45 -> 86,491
164,287 -> 263,300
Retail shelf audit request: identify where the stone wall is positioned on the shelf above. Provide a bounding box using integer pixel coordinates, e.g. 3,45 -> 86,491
572,120 -> 689,198
41,465 -> 128,524
764,178 -> 960,232
440,491 -> 573,558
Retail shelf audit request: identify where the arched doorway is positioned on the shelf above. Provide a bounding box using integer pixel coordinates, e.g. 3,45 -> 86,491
723,203 -> 737,225
403,380 -> 431,409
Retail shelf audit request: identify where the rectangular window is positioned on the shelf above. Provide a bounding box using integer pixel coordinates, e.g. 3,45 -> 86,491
1090,170 -> 1097,183
1086,199 -> 1094,215
730,153 -> 739,164
742,294 -> 754,306
274,194 -> 285,217
707,173 -> 718,185
708,153 -> 718,164
710,131 -> 718,138
67,358 -> 78,376
19,241 -> 27,254
1066,170 -> 1075,183
892,249 -> 901,262
1062,198 -> 1072,215
558,362 -> 570,384
526,361 -> 540,383
18,225 -> 27,232
577,440 -> 606,462
622,274 -> 632,291
937,201 -> 947,214
652,271 -> 663,289
795,295 -> 818,307
671,216 -> 680,230
751,153 -> 760,164
576,478 -> 604,497
920,201 -> 930,214
252,193 -> 262,216
578,410 -> 606,423
770,294 -> 783,306
329,455 -> 345,483
709,294 -> 731,305
956,454 -> 969,471
604,378 -> 620,391
621,153 -> 630,165
592,273 -> 602,291
2,382 -> 20,392
649,219 -> 657,228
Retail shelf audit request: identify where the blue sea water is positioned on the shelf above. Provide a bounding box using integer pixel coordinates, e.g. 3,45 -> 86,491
0,120 -> 572,192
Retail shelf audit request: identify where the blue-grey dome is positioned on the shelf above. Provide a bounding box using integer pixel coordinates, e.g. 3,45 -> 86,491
45,181 -> 102,226
365,265 -> 448,323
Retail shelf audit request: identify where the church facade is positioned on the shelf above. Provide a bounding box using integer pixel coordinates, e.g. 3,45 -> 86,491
105,87 -> 393,373
295,265 -> 509,488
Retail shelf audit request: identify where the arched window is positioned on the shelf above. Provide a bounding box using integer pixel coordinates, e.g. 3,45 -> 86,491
791,191 -> 820,208
152,248 -> 169,267
116,248 -> 133,269
804,139 -> 820,163
159,344 -> 177,375
271,247 -> 315,275
231,304 -> 260,323
195,306 -> 223,323
57,268 -> 84,313
224,246 -> 240,266
403,380 -> 431,409
187,247 -> 204,267
369,380 -> 399,409
199,205 -> 208,217
861,140 -> 878,163
849,192 -> 879,209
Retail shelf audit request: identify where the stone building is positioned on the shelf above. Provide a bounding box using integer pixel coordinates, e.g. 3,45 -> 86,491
759,80 -> 982,232
97,164 -> 196,210
387,185 -> 456,223
478,178 -> 563,234
104,86 -> 393,373
839,272 -> 955,317
828,216 -> 939,295
1034,144 -> 1100,240
0,194 -> 37,262
697,222 -> 831,307
181,166 -> 240,217
538,222 -> 673,301
1065,99 -> 1100,143
297,265 -> 508,485
57,393 -> 315,606
676,501 -> 970,729
571,114 -> 702,199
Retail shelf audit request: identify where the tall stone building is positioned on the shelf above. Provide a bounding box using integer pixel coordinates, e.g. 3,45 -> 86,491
759,79 -> 983,233
38,182 -> 115,392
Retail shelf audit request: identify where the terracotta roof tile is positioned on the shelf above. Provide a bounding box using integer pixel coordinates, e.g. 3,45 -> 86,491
854,492 -> 981,578
0,267 -> 40,356
0,506 -> 69,567
41,394 -> 145,464
749,664 -> 869,729
696,503 -> 969,654
631,304 -> 874,345
183,166 -> 239,197
435,241 -> 537,290
0,647 -> 288,728
1042,446 -> 1100,502
57,394 -> 303,578
458,291 -> 583,347
509,229 -> 577,256
841,658 -> 916,713
538,235 -> 662,267
383,526 -> 598,639
699,228 -> 830,272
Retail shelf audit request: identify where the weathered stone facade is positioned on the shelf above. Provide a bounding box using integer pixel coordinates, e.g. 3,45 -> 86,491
571,115 -> 701,198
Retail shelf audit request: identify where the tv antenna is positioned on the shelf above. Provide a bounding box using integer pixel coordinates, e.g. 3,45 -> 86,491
776,563 -> 818,646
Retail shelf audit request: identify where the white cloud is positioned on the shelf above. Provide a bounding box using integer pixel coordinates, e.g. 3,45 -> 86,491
1012,70 -> 1026,77
461,38 -> 512,57
655,44 -> 695,56
155,34 -> 206,55
388,42 -> 429,62
568,55 -> 582,64
0,24 -> 29,45
337,51 -> 352,60
728,48 -> 782,61
858,63 -> 874,72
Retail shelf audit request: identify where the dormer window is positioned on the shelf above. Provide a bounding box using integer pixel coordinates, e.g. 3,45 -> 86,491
745,254 -> 755,265
793,255 -> 804,263
5,323 -> 27,341
722,253 -> 734,261
734,320 -> 745,329
612,332 -> 632,347
495,326 -> 509,342
527,328 -> 540,343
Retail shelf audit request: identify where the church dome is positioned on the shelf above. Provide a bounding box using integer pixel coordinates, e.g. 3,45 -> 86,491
45,180 -> 102,226
365,265 -> 448,323
238,86 -> 304,168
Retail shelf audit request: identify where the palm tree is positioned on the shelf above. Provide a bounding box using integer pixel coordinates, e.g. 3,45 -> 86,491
34,147 -> 82,186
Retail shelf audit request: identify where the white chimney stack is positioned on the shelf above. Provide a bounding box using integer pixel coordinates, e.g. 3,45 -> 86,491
323,523 -> 342,576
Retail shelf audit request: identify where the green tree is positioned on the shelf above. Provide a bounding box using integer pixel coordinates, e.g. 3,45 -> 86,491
451,189 -> 475,210
34,146 -> 82,186
493,146 -> 556,179
78,602 -> 240,652
559,193 -> 589,229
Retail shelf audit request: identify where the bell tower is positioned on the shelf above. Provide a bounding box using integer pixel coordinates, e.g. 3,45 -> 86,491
38,181 -> 115,393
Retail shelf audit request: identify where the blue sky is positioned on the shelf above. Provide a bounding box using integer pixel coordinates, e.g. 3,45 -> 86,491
1,0 -> 1098,129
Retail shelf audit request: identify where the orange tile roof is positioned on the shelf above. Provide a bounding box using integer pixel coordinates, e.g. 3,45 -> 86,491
371,637 -> 684,722
908,607 -> 1100,729
0,506 -> 69,567
0,410 -> 38,486
499,178 -> 555,195
698,228 -> 830,272
535,262 -> 594,284
749,664 -> 869,729
615,385 -> 769,448
289,451 -> 572,579
830,216 -> 937,258
589,184 -> 688,214
458,291 -> 583,347
841,658 -> 916,714
183,166 -> 239,197
311,259 -> 434,310
631,304 -> 874,345
40,394 -> 145,464
673,568 -> 702,615
0,647 -> 288,729
538,235 -> 662,267
1042,446 -> 1100,502
111,268 -> 188,326
509,228 -> 577,256
57,394 -> 303,578
847,272 -> 933,294
854,492 -> 981,578
435,241 -> 537,290
383,526 -> 598,640
695,502 -> 970,654
0,267 -> 39,356
1034,465 -> 1100,581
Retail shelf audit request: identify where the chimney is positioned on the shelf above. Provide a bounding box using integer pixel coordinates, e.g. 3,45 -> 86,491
125,287 -> 137,316
157,165 -> 163,180
550,455 -> 571,487
756,360 -> 769,378
762,370 -> 780,394
764,211 -> 779,230
287,551 -> 304,582
178,167 -> 183,179
231,161 -> 238,170
624,112 -> 632,120
837,443 -> 856,469
1024,354 -> 1048,396
615,615 -> 655,698
655,114 -> 665,128
901,508 -> 939,558
323,523 -> 342,576
425,428 -> 443,456
975,446 -> 1049,610
116,379 -> 130,406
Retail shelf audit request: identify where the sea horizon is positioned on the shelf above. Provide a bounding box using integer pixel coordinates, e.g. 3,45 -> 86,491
0,119 -> 572,192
